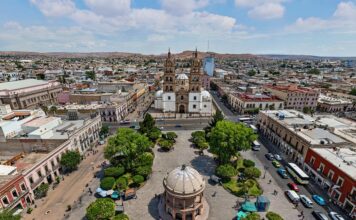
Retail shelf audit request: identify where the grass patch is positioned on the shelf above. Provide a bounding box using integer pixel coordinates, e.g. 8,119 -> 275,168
222,178 -> 262,197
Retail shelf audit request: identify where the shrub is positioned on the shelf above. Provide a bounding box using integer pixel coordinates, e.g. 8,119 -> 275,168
132,175 -> 145,184
104,166 -> 125,178
86,198 -> 115,220
113,213 -> 130,220
266,212 -> 284,220
148,127 -> 161,141
166,132 -> 177,140
216,164 -> 236,180
242,212 -> 261,220
100,177 -> 116,190
158,139 -> 174,151
134,166 -> 152,179
34,183 -> 49,199
243,159 -> 255,168
116,176 -> 128,190
135,152 -> 154,167
244,167 -> 261,179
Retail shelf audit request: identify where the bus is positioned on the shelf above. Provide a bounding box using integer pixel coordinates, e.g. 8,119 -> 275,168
239,117 -> 254,124
249,124 -> 258,133
286,163 -> 309,185
252,140 -> 261,151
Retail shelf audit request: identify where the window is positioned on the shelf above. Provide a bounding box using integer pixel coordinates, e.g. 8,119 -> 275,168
310,157 -> 315,165
193,104 -> 196,109
51,160 -> 55,167
327,170 -> 334,180
318,163 -> 325,173
194,96 -> 197,100
45,165 -> 49,172
181,96 -> 184,100
20,183 -> 26,192
2,196 -> 9,206
204,105 -> 207,108
29,177 -> 34,184
336,177 -> 344,187
12,189 -> 18,198
168,96 -> 171,100
37,170 -> 42,178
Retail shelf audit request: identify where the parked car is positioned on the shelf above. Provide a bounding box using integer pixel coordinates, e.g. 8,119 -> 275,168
265,153 -> 274,160
277,168 -> 288,179
329,211 -> 345,220
287,182 -> 299,192
285,190 -> 300,204
175,124 -> 182,128
300,194 -> 313,208
312,195 -> 326,206
312,211 -> 329,220
274,154 -> 282,161
272,160 -> 281,168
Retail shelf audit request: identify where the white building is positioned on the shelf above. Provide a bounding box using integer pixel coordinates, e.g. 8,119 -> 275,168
154,50 -> 212,115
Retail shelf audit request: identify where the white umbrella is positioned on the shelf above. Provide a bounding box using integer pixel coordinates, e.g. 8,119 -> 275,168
106,189 -> 114,195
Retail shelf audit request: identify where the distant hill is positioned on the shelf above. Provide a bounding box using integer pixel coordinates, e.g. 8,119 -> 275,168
260,54 -> 356,61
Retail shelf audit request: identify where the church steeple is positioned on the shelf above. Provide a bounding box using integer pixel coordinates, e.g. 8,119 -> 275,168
163,48 -> 175,92
189,48 -> 202,92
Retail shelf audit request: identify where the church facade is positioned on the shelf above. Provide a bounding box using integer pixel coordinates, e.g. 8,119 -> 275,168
154,50 -> 212,115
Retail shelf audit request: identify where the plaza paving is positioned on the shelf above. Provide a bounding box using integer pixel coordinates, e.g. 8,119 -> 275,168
125,130 -> 301,220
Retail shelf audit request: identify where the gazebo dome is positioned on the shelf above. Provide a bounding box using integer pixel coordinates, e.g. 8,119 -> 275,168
163,165 -> 205,196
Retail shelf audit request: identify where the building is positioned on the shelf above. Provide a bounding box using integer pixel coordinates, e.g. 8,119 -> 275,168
228,93 -> 284,114
161,165 -> 208,220
304,147 -> 356,217
0,174 -> 31,215
257,110 -> 354,165
317,94 -> 354,113
203,56 -> 215,76
0,79 -> 62,110
264,84 -> 320,111
154,50 -> 212,116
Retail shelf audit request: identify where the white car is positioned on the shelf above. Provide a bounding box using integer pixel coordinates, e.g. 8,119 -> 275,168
274,154 -> 282,161
300,194 -> 313,208
329,211 -> 345,220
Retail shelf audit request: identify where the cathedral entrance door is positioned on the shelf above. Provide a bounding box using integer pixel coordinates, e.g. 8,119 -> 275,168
179,105 -> 185,113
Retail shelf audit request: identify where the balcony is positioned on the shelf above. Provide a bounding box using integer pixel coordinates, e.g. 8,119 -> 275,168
30,176 -> 45,189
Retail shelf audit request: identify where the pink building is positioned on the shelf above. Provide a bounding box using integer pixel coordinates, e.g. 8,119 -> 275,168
57,91 -> 70,105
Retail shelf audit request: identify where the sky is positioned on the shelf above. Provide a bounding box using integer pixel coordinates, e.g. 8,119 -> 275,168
0,0 -> 356,56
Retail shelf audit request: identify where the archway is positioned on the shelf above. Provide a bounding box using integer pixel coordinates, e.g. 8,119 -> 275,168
179,105 -> 185,113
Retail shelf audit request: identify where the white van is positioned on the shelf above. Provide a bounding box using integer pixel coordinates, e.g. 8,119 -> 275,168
252,140 -> 261,151
285,190 -> 300,204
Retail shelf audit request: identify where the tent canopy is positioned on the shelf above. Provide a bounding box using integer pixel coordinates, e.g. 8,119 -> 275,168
236,211 -> 248,220
241,202 -> 257,212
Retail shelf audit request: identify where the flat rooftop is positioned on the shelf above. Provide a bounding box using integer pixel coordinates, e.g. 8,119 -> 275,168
23,117 -> 58,127
0,79 -> 48,91
14,152 -> 47,172
312,147 -> 356,180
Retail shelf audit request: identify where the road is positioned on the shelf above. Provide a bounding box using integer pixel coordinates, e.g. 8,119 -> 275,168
258,135 -> 352,220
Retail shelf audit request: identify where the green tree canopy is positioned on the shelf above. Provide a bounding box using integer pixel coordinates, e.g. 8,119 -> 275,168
60,150 -> 81,172
0,210 -> 21,220
85,71 -> 96,80
113,214 -> 130,220
266,211 -> 284,220
209,121 -> 257,164
242,212 -> 261,220
104,128 -> 152,170
247,70 -> 256,76
100,177 -> 116,190
216,164 -> 236,179
205,110 -> 224,135
349,88 -> 356,96
86,198 -> 115,220
100,124 -> 109,137
104,166 -> 125,178
244,167 -> 261,179
307,68 -> 320,75
139,113 -> 155,134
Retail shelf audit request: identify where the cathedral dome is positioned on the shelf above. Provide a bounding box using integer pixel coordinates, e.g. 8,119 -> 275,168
176,73 -> 189,80
155,90 -> 163,98
201,90 -> 211,98
163,165 -> 205,196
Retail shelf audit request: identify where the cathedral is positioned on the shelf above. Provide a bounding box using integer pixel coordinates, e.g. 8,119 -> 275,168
154,50 -> 212,115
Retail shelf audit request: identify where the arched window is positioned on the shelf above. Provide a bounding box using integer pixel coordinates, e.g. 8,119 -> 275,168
181,95 -> 184,100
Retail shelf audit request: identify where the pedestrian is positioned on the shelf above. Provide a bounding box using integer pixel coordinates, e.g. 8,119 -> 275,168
301,211 -> 304,216
268,179 -> 272,184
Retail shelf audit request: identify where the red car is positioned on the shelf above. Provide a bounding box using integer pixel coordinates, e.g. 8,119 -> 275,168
287,182 -> 299,192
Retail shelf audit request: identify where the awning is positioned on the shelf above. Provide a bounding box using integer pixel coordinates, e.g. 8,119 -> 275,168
241,202 -> 257,212
96,187 -> 104,193
106,189 -> 114,195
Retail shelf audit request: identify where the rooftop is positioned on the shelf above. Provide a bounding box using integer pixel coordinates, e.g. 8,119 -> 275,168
0,79 -> 48,91
312,147 -> 356,180
318,94 -> 352,105
233,93 -> 282,102
265,84 -> 318,94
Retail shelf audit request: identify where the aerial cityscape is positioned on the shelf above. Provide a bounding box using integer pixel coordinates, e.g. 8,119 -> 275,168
0,1 -> 355,220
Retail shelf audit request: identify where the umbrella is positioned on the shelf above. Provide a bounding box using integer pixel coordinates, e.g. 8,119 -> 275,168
111,191 -> 120,199
96,187 -> 104,193
106,190 -> 114,196
99,191 -> 107,198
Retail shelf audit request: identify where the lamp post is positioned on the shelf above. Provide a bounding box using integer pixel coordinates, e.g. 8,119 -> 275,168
263,165 -> 269,179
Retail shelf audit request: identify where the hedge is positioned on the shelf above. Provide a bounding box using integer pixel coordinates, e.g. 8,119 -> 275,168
100,177 -> 116,190
104,166 -> 125,178
266,212 -> 284,220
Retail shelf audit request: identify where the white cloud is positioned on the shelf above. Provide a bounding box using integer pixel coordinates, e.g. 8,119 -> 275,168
30,0 -> 75,17
161,0 -> 209,16
287,1 -> 356,32
83,0 -> 131,17
235,0 -> 285,19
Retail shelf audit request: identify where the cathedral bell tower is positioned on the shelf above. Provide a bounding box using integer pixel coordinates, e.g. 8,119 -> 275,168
189,49 -> 202,92
163,49 -> 175,92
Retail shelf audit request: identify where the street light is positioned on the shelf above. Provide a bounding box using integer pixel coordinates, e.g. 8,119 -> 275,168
263,165 -> 269,179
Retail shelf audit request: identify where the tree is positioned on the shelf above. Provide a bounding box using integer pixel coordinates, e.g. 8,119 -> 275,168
216,164 -> 236,180
147,127 -> 161,141
86,198 -> 115,220
116,176 -> 128,190
135,152 -> 154,168
60,150 -> 81,172
204,110 -> 224,134
100,177 -> 116,190
209,121 -> 257,164
40,105 -> 48,114
302,106 -> 311,114
104,166 -> 125,178
132,175 -> 144,184
139,113 -> 155,134
113,214 -> 130,220
49,106 -> 57,115
244,167 -> 261,179
349,88 -> 356,96
0,210 -> 21,220
34,183 -> 49,199
242,212 -> 261,220
100,124 -> 109,137
243,159 -> 255,168
266,212 -> 284,220
85,71 -> 96,80
36,73 -> 45,80
104,128 -> 152,170
134,165 -> 152,179
268,104 -> 275,110
307,68 -> 320,75
247,70 -> 256,76
166,132 -> 177,140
